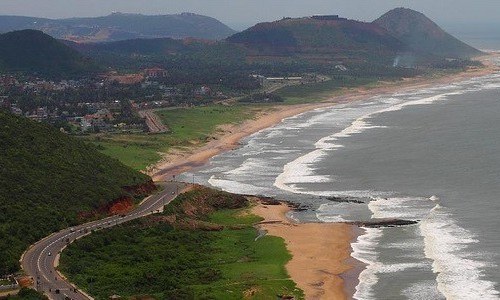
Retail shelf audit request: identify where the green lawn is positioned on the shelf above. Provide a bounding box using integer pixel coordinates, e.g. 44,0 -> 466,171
59,189 -> 303,299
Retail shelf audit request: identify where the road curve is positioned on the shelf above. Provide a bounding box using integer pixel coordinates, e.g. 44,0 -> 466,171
21,182 -> 185,300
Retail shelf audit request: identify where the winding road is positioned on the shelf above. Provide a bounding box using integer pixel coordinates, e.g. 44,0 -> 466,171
21,182 -> 185,300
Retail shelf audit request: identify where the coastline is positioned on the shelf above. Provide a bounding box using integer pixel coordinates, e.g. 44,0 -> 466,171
150,54 -> 500,298
152,54 -> 499,183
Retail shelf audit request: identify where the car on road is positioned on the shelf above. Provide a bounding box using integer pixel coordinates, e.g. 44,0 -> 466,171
48,252 -> 52,256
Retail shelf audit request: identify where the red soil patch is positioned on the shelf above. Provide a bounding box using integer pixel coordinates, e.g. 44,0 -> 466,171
108,196 -> 134,215
78,180 -> 157,220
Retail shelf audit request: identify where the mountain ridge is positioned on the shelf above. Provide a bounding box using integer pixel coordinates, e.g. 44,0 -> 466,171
0,12 -> 236,42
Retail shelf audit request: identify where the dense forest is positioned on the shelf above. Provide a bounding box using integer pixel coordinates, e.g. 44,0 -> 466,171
0,112 -> 151,275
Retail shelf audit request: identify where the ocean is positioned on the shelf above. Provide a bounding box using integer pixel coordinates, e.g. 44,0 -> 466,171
181,55 -> 500,299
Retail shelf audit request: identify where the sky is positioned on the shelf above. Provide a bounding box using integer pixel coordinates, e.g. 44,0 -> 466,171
0,0 -> 499,30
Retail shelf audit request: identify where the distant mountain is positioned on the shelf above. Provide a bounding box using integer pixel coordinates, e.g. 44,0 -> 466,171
374,8 -> 482,58
226,15 -> 406,64
72,37 -> 246,62
0,29 -> 95,76
0,12 -> 236,42
0,111 -> 153,274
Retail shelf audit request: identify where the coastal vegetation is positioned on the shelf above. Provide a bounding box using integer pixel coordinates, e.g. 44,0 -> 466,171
60,187 -> 302,299
0,112 -> 152,275
87,105 -> 262,170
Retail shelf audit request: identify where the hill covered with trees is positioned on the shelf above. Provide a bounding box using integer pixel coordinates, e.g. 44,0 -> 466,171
0,29 -> 96,77
0,111 -> 152,275
226,15 -> 407,64
374,8 -> 482,59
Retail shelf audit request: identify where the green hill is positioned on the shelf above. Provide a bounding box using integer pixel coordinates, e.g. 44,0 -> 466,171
0,29 -> 95,77
0,111 -> 152,275
374,8 -> 482,58
0,12 -> 236,42
226,16 -> 406,64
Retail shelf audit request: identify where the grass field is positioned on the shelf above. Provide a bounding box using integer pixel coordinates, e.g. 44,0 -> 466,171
60,188 -> 302,299
84,105 -> 262,171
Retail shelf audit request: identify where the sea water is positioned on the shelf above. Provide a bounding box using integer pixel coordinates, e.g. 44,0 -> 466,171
181,57 -> 500,299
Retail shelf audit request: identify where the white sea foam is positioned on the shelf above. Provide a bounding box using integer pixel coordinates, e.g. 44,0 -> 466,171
420,205 -> 500,299
356,194 -> 500,299
368,197 -> 433,220
402,281 -> 444,300
207,176 -> 265,195
274,92 -> 459,195
316,203 -> 354,222
274,149 -> 331,193
429,195 -> 440,201
352,227 -> 383,300
226,157 -> 280,176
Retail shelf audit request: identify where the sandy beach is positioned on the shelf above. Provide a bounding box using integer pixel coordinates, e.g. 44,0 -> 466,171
252,201 -> 355,299
150,54 -> 500,298
152,54 -> 499,183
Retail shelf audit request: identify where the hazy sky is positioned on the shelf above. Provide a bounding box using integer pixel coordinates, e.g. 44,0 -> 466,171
1,0 -> 499,29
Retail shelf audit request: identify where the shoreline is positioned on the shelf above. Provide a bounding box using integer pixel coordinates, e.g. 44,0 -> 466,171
152,54 -> 499,182
151,54 -> 500,298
